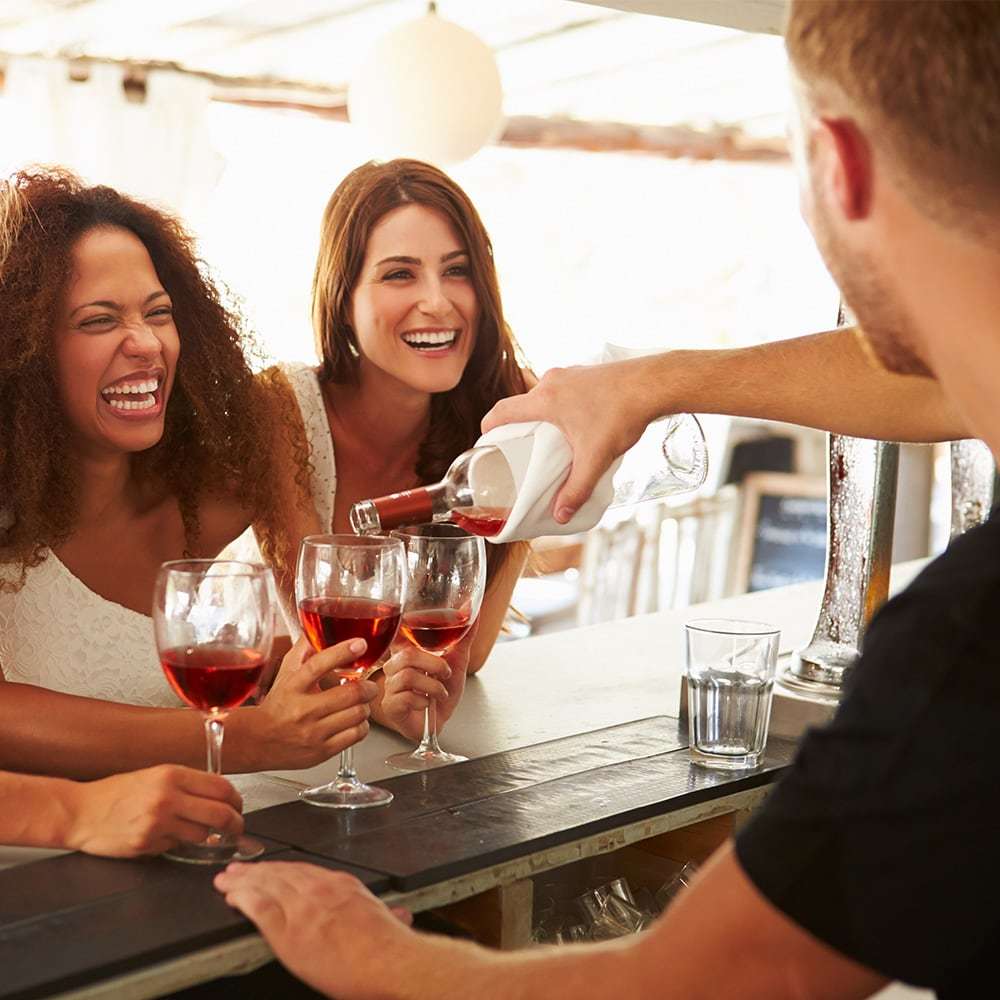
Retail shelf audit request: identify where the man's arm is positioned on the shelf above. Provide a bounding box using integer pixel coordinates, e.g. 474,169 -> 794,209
483,328 -> 967,522
214,844 -> 886,1000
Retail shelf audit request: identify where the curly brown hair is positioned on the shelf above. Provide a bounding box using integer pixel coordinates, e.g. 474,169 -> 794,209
0,168 -> 300,592
312,158 -> 532,583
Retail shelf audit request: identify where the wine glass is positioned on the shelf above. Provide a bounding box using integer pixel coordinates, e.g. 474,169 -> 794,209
153,560 -> 273,864
296,534 -> 406,808
386,523 -> 486,771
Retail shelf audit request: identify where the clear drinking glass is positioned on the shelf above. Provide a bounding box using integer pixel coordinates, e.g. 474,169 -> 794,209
386,523 -> 486,771
153,560 -> 273,864
296,534 -> 406,808
685,618 -> 780,769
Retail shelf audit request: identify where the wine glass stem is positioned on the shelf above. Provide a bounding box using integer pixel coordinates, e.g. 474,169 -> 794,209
417,701 -> 443,755
204,712 -> 225,775
338,744 -> 358,782
203,712 -> 228,843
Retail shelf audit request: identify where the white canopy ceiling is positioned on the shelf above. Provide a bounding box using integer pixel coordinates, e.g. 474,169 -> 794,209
0,1 -> 790,139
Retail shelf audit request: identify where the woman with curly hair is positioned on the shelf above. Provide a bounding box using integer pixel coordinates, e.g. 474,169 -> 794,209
276,159 -> 533,743
0,169 -> 376,780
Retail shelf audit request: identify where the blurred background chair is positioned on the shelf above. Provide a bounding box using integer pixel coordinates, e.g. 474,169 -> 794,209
576,486 -> 742,626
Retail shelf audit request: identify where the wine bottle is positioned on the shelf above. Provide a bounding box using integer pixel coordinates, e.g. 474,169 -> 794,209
349,414 -> 708,539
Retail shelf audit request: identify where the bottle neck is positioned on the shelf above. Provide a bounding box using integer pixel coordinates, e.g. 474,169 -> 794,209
350,483 -> 449,534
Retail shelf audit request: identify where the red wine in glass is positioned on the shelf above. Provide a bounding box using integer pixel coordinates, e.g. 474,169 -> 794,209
297,596 -> 401,679
295,534 -> 405,809
161,644 -> 265,711
154,559 -> 273,864
400,608 -> 472,654
387,524 -> 485,772
450,506 -> 509,538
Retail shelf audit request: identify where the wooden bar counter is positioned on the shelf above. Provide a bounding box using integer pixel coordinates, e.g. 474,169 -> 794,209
0,563 -> 925,1000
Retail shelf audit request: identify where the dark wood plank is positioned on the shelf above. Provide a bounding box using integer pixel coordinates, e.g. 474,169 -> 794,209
0,850 -> 387,1000
0,834 -> 289,925
248,715 -> 687,847
291,737 -> 796,889
247,718 -> 793,890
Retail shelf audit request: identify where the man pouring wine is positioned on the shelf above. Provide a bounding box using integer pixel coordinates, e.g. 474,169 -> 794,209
215,3 -> 1000,997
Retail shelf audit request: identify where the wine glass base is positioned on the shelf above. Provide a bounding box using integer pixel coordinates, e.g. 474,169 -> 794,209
163,834 -> 265,865
385,748 -> 468,771
299,780 -> 393,809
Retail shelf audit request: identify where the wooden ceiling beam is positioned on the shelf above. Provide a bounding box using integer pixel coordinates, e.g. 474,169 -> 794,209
0,53 -> 788,163
223,94 -> 788,162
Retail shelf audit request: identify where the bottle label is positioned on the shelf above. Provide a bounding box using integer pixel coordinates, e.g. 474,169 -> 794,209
372,489 -> 436,529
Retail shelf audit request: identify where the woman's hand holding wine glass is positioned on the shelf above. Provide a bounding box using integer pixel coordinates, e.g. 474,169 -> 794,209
375,623 -> 478,742
65,765 -> 245,859
294,534 -> 406,808
250,636 -> 379,770
386,524 -> 486,771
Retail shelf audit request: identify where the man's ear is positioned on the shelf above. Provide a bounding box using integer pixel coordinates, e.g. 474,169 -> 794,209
815,117 -> 873,220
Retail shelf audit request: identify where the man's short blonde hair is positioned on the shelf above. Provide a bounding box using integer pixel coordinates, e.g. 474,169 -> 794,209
786,1 -> 1000,240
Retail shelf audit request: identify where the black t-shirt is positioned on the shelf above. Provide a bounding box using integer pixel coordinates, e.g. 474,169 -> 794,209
736,510 -> 1000,998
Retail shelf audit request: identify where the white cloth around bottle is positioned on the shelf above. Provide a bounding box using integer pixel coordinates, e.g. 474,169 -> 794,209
473,421 -> 621,544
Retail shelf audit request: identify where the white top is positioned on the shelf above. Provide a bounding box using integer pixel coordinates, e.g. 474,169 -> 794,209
0,361 -> 334,706
0,548 -> 178,707
282,362 -> 337,532
220,362 -> 336,635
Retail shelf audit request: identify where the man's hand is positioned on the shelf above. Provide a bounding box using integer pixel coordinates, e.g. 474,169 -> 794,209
251,637 -> 378,769
215,861 -> 412,1000
481,361 -> 656,522
65,765 -> 244,858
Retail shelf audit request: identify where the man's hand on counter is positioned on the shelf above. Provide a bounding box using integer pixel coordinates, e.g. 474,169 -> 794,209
215,862 -> 413,998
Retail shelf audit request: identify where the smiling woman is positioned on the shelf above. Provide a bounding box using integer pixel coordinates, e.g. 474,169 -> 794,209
0,168 -> 382,784
262,159 -> 534,744
56,228 -> 179,455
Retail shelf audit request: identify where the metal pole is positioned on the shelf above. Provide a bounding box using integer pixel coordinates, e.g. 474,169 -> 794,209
950,438 -> 998,538
785,434 -> 898,693
784,304 -> 899,696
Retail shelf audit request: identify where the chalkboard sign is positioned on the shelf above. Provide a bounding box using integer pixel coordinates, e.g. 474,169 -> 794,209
733,473 -> 828,593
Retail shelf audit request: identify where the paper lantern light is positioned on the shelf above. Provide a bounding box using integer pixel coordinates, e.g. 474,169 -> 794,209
348,9 -> 503,165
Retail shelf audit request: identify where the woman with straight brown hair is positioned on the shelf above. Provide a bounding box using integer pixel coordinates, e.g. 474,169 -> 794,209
279,158 -> 533,742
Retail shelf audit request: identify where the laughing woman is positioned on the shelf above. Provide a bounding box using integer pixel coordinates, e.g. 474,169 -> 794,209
0,169 -> 375,779
273,159 -> 533,742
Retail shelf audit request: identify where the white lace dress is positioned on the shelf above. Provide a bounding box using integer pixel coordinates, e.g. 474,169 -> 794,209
0,551 -> 179,706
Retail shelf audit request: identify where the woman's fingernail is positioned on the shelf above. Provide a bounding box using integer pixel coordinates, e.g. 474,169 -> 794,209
350,639 -> 366,654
